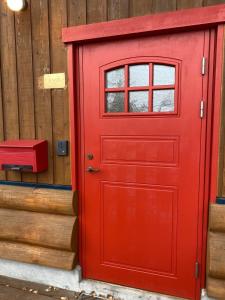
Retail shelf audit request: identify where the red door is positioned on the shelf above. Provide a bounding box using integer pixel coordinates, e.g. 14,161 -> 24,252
79,30 -> 209,299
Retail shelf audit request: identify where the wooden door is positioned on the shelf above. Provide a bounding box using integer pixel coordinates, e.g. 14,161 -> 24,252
79,30 -> 209,299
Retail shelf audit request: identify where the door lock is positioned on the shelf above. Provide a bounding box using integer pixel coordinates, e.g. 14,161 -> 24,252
86,153 -> 94,160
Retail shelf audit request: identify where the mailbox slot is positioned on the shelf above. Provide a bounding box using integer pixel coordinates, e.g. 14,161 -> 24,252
0,140 -> 48,173
2,164 -> 33,172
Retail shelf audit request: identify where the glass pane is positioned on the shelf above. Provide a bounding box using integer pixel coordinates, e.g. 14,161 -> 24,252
129,91 -> 148,112
106,92 -> 124,112
106,67 -> 125,88
129,64 -> 149,87
153,64 -> 175,86
153,89 -> 175,112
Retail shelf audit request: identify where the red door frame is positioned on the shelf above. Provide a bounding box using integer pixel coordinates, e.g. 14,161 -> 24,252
63,4 -> 225,297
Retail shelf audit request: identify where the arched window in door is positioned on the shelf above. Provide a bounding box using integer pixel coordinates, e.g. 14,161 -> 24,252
103,60 -> 179,115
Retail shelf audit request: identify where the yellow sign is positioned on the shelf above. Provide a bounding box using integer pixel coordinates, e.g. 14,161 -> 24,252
42,73 -> 66,89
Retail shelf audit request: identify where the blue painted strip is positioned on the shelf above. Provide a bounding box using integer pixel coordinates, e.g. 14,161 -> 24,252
0,180 -> 72,191
216,197 -> 225,205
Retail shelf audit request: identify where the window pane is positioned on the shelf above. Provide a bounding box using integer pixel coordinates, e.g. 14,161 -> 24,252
129,91 -> 148,112
153,90 -> 175,112
106,68 -> 125,88
106,92 -> 124,112
129,65 -> 149,87
153,64 -> 175,86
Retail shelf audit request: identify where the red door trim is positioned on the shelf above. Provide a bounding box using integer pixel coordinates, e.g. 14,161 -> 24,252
65,8 -> 225,297
210,25 -> 225,203
67,44 -> 77,190
63,4 -> 225,44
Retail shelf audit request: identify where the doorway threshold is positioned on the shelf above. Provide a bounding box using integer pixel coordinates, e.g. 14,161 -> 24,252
0,259 -> 214,300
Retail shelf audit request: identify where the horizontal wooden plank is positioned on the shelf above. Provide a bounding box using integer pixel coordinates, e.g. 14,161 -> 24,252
209,204 -> 225,232
0,208 -> 77,251
207,277 -> 225,299
0,285 -> 52,300
208,232 -> 225,279
0,185 -> 76,216
0,275 -> 79,299
62,4 -> 225,43
0,241 -> 77,270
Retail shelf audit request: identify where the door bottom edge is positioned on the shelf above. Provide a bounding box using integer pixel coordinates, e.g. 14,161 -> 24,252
0,257 -> 210,300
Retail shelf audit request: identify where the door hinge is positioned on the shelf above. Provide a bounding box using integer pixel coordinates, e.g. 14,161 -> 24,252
195,261 -> 200,279
200,100 -> 204,118
202,57 -> 206,75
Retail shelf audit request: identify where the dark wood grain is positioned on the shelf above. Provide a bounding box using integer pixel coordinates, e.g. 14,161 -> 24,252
0,53 -> 5,181
0,275 -> 80,299
15,0 -> 36,183
177,0 -> 203,9
30,0 -> 53,184
0,285 -> 53,300
107,0 -> 129,20
87,0 -> 107,23
68,0 -> 87,26
129,0 -> 152,17
0,1 -> 20,182
152,0 -> 176,13
204,0 -> 225,5
49,0 -> 71,185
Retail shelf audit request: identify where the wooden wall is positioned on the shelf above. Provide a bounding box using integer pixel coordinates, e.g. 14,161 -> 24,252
0,0 -> 225,186
207,204 -> 225,298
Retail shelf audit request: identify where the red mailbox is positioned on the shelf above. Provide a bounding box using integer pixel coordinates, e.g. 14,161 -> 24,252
0,140 -> 48,173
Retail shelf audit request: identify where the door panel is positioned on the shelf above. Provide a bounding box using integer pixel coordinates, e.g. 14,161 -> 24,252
80,30 -> 208,299
101,182 -> 177,274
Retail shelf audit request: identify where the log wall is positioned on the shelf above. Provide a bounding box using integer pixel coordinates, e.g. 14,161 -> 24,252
0,0 -> 225,187
0,185 -> 77,270
207,204 -> 225,298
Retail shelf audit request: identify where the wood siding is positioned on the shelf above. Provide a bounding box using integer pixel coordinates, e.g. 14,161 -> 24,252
0,0 -> 225,186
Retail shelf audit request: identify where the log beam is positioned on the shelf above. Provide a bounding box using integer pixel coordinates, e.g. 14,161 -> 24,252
0,208 -> 77,251
0,185 -> 77,216
207,204 -> 225,298
207,277 -> 225,299
208,232 -> 225,279
0,241 -> 77,270
209,204 -> 225,232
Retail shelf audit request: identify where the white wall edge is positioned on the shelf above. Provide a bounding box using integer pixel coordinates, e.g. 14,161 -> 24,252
0,259 -> 214,300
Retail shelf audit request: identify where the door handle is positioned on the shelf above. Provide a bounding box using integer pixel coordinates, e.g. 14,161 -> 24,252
86,166 -> 100,173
